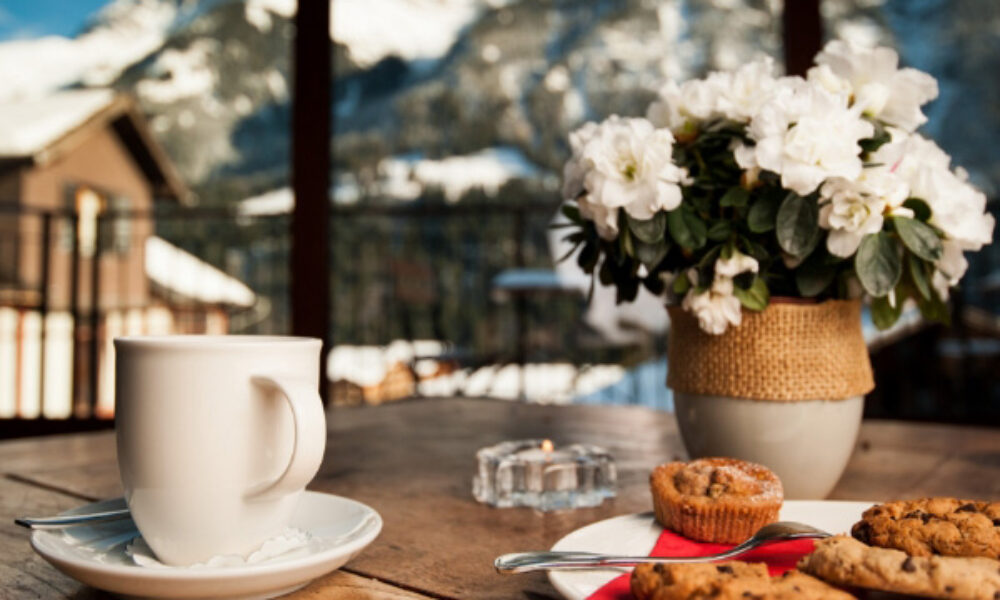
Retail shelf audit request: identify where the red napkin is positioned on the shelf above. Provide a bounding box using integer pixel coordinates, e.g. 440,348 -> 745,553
585,529 -> 815,600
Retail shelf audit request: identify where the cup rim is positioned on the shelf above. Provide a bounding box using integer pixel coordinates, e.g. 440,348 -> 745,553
114,335 -> 322,349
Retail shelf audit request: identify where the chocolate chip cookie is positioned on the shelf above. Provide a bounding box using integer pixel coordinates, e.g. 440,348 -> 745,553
630,561 -> 854,599
852,498 -> 1000,558
798,535 -> 1000,600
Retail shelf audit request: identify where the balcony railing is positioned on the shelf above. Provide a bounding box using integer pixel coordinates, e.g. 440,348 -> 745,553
2,196 -> 651,433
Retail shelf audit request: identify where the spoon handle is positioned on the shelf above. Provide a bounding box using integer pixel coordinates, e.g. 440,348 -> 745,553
15,508 -> 131,529
495,549 -> 746,573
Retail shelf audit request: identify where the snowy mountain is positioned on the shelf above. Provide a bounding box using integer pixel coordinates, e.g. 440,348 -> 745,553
0,0 -> 993,204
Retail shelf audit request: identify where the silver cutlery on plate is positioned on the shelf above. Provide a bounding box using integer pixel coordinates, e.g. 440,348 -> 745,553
15,508 -> 131,530
495,521 -> 830,573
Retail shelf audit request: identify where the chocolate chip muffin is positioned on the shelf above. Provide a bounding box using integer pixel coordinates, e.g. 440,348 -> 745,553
799,535 -> 1000,600
650,458 -> 783,544
631,561 -> 854,600
852,498 -> 1000,558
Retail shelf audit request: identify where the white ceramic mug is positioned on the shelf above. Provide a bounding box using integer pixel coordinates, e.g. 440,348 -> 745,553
114,336 -> 326,566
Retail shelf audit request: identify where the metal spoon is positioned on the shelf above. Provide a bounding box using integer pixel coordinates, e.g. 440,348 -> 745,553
494,521 -> 830,574
15,507 -> 131,530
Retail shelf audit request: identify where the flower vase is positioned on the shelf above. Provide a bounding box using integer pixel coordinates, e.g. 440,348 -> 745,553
667,299 -> 874,499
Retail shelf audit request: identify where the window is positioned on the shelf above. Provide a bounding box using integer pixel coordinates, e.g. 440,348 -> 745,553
60,185 -> 131,257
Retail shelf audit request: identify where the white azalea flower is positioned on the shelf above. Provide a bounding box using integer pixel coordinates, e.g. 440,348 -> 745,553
806,63 -> 852,101
569,116 -> 688,240
737,81 -> 874,195
647,71 -> 731,132
563,121 -> 619,239
561,121 -> 600,201
872,132 -> 994,252
717,57 -> 780,122
869,130 -> 994,295
681,275 -> 742,335
811,40 -> 938,132
818,170 -> 909,257
714,249 -> 759,278
562,117 -> 689,240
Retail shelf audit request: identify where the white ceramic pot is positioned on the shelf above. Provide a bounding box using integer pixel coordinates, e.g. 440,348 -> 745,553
674,392 -> 863,499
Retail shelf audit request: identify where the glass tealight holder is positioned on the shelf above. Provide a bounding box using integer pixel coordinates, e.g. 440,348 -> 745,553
472,439 -> 616,511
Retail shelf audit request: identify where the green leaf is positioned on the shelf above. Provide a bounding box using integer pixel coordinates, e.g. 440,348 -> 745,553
733,277 -> 770,311
706,220 -> 733,242
859,120 -> 891,156
688,192 -> 712,214
719,186 -> 750,208
916,292 -> 951,325
634,239 -> 670,269
776,193 -> 820,257
561,204 -> 582,223
642,275 -> 665,295
908,253 -> 932,301
747,194 -> 779,233
618,226 -> 635,261
795,252 -> 838,297
893,216 -> 943,262
598,258 -> 613,286
672,271 -> 691,295
903,198 -> 932,222
738,236 -> 770,262
577,240 -> 599,273
871,294 -> 903,330
626,212 -> 667,244
616,275 -> 639,303
855,232 -> 902,297
667,207 -> 707,250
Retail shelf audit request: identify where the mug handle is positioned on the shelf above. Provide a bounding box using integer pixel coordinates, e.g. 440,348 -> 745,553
245,375 -> 326,500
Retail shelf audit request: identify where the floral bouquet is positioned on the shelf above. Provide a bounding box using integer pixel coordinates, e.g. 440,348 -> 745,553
559,40 -> 994,335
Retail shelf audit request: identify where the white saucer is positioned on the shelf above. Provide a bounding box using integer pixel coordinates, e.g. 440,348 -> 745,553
548,500 -> 874,600
31,491 -> 382,600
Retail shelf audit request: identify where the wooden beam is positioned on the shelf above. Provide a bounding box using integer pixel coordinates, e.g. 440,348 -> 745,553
291,0 -> 331,399
783,0 -> 823,77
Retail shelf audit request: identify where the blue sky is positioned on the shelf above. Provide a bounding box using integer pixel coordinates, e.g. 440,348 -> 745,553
0,0 -> 108,40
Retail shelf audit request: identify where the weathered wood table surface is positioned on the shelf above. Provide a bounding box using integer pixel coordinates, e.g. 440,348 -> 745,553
2,397 -> 1000,599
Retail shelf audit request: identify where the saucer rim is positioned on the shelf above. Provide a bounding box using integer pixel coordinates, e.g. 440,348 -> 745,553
30,491 -> 382,582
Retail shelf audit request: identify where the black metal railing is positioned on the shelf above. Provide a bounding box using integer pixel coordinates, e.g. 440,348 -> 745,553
0,197 -> 617,432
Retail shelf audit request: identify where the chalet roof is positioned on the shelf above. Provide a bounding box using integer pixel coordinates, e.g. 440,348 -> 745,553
0,89 -> 189,203
145,236 -> 256,308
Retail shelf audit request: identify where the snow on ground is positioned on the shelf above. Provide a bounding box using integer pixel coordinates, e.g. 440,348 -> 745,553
239,146 -> 545,215
244,0 -> 296,32
238,187 -> 294,216
135,39 -> 218,104
331,0 -> 482,67
0,0 -> 177,101
389,147 -> 542,202
145,236 -> 256,307
0,89 -> 116,157
328,340 -> 449,388
441,362 -> 626,402
328,337 -> 628,404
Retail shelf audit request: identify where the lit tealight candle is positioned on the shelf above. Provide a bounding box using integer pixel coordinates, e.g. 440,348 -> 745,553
516,439 -> 561,462
472,439 -> 616,510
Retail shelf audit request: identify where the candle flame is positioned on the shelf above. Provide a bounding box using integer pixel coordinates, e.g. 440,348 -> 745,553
541,439 -> 554,452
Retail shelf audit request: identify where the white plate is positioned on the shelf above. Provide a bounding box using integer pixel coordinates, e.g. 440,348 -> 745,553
548,500 -> 874,600
31,491 -> 382,600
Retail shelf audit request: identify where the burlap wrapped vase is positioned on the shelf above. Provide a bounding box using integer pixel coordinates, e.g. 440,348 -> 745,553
667,299 -> 874,402
667,299 -> 874,499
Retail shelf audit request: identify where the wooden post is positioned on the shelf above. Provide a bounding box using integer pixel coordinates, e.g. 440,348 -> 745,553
291,0 -> 331,401
783,0 -> 823,77
38,213 -> 51,416
89,215 -> 101,416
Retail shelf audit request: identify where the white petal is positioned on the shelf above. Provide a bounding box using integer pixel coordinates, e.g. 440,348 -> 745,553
827,229 -> 864,257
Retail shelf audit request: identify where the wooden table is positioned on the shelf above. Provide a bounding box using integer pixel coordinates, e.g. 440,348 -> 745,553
3,398 -> 1000,599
